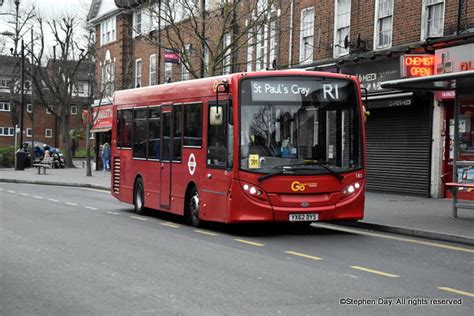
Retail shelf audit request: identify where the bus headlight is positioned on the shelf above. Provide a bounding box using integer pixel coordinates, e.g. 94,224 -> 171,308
342,181 -> 363,196
240,181 -> 268,203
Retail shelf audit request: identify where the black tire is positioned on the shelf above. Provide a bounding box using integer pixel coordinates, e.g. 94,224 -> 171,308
134,178 -> 147,215
185,187 -> 201,227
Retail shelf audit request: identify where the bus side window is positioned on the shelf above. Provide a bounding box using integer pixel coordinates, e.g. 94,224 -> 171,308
207,100 -> 232,169
173,104 -> 182,162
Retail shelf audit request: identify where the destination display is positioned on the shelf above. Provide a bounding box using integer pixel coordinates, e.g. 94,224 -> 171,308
242,78 -> 352,103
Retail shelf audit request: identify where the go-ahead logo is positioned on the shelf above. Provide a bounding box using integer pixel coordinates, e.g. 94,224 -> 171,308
291,181 -> 317,192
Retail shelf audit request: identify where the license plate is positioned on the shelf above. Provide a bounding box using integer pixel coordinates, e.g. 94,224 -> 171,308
289,213 -> 318,222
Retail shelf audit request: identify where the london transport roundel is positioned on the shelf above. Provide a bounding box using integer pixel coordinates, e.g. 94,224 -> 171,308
188,153 -> 196,176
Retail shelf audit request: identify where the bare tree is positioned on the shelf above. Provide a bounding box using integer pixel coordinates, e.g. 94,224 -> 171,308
121,0 -> 284,80
29,15 -> 92,168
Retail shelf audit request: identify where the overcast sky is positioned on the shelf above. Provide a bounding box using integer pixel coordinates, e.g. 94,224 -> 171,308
0,0 -> 92,56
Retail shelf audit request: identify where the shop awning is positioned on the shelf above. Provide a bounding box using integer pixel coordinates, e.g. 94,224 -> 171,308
381,70 -> 474,94
90,127 -> 111,133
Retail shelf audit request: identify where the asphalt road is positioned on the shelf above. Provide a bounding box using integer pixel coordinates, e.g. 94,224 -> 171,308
1,183 -> 473,315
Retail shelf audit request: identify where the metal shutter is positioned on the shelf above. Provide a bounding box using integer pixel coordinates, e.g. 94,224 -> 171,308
365,101 -> 432,196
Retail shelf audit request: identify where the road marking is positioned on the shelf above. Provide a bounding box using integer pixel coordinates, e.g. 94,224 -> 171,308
234,239 -> 265,247
130,215 -> 148,221
7,190 -> 16,193
313,223 -> 474,254
85,206 -> 98,210
48,199 -> 59,202
80,188 -> 109,193
65,202 -> 77,206
107,211 -> 120,215
20,193 -> 29,196
350,266 -> 399,278
33,195 -> 43,199
0,188 -> 4,191
285,250 -> 323,261
194,230 -> 219,236
161,222 -> 180,228
437,287 -> 474,298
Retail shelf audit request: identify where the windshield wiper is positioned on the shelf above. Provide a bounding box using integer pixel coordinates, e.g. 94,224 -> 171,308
257,160 -> 344,182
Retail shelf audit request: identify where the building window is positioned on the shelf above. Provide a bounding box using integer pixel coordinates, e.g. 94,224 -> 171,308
135,59 -> 142,88
223,33 -> 232,75
149,54 -> 157,86
71,105 -> 78,115
134,10 -> 142,37
334,0 -> 351,57
100,16 -> 116,46
0,78 -> 8,88
26,128 -> 32,137
46,106 -> 52,114
300,7 -> 314,64
422,0 -> 445,40
203,42 -> 210,77
101,60 -> 115,97
26,103 -> 32,113
255,24 -> 268,71
181,44 -> 191,81
247,29 -> 255,72
45,129 -> 53,138
0,102 -> 10,111
269,20 -> 278,69
374,0 -> 393,49
164,63 -> 172,83
0,127 -> 14,136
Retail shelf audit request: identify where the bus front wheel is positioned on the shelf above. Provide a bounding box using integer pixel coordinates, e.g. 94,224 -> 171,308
186,187 -> 201,227
134,178 -> 146,215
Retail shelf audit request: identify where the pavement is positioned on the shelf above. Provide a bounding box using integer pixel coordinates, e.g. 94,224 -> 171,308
1,160 -> 473,246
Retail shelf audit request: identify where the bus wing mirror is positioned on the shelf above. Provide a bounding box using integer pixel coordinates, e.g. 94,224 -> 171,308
210,106 -> 224,126
361,88 -> 370,123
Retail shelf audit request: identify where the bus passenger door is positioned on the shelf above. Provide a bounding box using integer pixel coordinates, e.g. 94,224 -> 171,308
201,100 -> 233,222
160,105 -> 172,209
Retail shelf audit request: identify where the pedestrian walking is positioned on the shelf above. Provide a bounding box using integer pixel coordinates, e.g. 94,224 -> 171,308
102,142 -> 111,171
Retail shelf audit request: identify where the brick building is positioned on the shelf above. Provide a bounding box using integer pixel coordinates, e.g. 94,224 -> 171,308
87,0 -> 473,197
0,55 -> 93,153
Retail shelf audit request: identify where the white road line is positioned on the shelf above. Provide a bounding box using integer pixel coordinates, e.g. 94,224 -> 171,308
161,222 -> 180,228
20,193 -> 29,196
48,199 -> 59,202
194,230 -> 219,236
130,215 -> 148,221
107,211 -> 120,215
65,202 -> 77,206
33,196 -> 43,199
7,190 -> 16,193
85,206 -> 98,210
0,188 -> 4,191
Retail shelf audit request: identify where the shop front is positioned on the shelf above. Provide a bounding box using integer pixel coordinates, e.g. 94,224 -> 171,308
435,43 -> 474,199
90,103 -> 113,171
341,57 -> 433,196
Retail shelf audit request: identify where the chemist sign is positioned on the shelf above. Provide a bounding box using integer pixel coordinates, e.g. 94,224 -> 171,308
241,78 -> 353,103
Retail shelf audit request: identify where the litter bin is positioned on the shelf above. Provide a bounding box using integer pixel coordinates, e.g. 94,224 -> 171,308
15,149 -> 26,171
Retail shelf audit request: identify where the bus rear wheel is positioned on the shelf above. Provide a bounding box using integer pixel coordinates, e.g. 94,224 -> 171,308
185,187 -> 201,227
134,178 -> 146,215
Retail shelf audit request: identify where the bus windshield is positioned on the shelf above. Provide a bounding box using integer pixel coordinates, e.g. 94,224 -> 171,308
239,76 -> 363,175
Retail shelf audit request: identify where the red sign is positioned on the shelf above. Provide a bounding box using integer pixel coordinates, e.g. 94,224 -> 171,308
401,54 -> 435,78
164,51 -> 180,64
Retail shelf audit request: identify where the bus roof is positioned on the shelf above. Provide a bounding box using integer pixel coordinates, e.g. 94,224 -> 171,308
112,70 -> 357,107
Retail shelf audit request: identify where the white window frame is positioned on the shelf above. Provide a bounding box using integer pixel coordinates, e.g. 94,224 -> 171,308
45,129 -> 53,138
149,54 -> 157,86
100,16 -> 116,46
26,128 -> 32,137
300,7 -> 315,64
133,10 -> 143,37
0,102 -> 10,112
203,42 -> 210,77
255,24 -> 268,71
247,27 -> 255,72
0,78 -> 8,88
0,127 -> 14,136
71,105 -> 78,115
223,33 -> 232,75
269,19 -> 278,69
334,0 -> 351,57
181,44 -> 191,81
135,59 -> 142,88
373,0 -> 394,50
46,106 -> 52,114
164,63 -> 172,83
421,0 -> 445,41
26,103 -> 32,113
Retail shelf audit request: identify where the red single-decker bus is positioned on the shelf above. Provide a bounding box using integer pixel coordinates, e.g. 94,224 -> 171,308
111,70 -> 366,226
